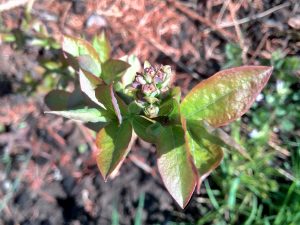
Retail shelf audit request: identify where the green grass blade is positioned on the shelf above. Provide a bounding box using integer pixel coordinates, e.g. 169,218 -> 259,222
134,193 -> 145,225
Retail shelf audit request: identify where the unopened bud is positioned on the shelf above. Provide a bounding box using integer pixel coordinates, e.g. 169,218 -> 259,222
135,75 -> 147,85
144,104 -> 159,118
132,82 -> 140,89
142,83 -> 156,96
153,71 -> 165,84
144,66 -> 156,77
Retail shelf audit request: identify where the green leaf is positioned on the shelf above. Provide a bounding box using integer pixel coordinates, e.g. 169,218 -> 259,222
96,120 -> 133,179
63,35 -> 100,62
62,35 -> 79,56
223,43 -> 242,68
131,116 -> 157,143
67,88 -> 91,109
44,90 -> 71,111
45,88 -> 98,112
128,101 -> 142,115
45,108 -> 110,123
169,87 -> 181,103
120,55 -> 141,87
92,32 -> 111,63
182,119 -> 224,192
187,120 -> 250,159
95,84 -> 128,124
85,122 -> 107,133
181,66 -> 273,127
144,61 -> 151,69
102,59 -> 131,84
158,98 -> 175,117
155,125 -> 197,208
79,69 -> 105,109
78,55 -> 101,77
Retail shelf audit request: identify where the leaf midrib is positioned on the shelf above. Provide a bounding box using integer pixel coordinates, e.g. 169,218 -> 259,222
184,87 -> 238,118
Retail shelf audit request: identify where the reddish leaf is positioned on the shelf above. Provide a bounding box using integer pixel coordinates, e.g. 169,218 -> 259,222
155,125 -> 197,208
62,35 -> 101,70
181,66 -> 273,127
96,120 -> 132,179
79,69 -> 105,109
78,55 -> 101,77
95,84 -> 128,123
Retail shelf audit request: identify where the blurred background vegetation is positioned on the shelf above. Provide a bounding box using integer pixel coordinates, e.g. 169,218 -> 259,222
0,0 -> 299,224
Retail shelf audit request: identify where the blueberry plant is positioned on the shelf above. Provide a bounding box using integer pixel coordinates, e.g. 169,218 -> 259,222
45,34 -> 273,208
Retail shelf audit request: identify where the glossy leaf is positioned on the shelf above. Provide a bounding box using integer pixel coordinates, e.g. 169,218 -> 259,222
67,88 -> 92,109
120,55 -> 141,87
182,119 -> 224,192
187,120 -> 250,159
181,66 -> 273,127
95,84 -> 128,123
96,120 -> 132,179
155,125 -> 197,208
79,69 -> 105,109
158,98 -> 181,123
169,87 -> 181,103
92,32 -> 111,63
78,55 -> 101,77
102,59 -> 130,84
45,90 -> 71,111
62,35 -> 101,72
45,108 -> 109,123
131,116 -> 156,143
128,101 -> 143,115
158,98 -> 175,117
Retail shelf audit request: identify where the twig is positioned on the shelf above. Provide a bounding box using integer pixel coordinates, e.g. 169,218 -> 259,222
228,0 -> 247,64
129,155 -> 154,175
60,2 -> 72,31
216,0 -> 231,24
268,140 -> 290,157
0,0 -> 29,12
249,33 -> 269,63
166,0 -> 237,41
219,2 -> 291,28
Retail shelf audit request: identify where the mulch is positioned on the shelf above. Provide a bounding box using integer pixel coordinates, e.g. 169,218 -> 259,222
0,0 -> 299,224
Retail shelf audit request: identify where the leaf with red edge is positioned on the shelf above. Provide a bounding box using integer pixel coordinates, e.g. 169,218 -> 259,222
120,55 -> 141,87
79,69 -> 104,109
187,120 -> 250,159
62,35 -> 101,72
78,55 -> 101,77
155,124 -> 197,208
102,59 -> 130,84
181,66 -> 273,127
182,118 -> 224,193
95,84 -> 128,123
96,120 -> 132,180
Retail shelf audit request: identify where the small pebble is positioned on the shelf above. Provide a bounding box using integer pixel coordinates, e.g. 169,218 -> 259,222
86,14 -> 107,28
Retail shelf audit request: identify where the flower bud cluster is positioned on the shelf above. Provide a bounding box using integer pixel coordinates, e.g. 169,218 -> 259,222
131,62 -> 172,118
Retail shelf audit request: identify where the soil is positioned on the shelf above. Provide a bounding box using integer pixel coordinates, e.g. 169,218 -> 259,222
0,0 -> 299,224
